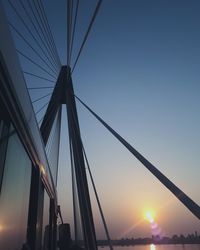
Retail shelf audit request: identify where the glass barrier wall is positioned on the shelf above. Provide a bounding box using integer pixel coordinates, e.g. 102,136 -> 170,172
0,125 -> 32,250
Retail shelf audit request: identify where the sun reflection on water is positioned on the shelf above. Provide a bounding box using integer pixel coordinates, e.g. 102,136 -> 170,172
150,244 -> 156,250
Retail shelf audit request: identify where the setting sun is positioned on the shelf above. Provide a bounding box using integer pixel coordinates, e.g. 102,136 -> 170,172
144,209 -> 156,223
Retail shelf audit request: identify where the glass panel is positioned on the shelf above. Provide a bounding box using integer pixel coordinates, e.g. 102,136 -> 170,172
0,120 -> 10,189
0,127 -> 31,250
42,190 -> 50,249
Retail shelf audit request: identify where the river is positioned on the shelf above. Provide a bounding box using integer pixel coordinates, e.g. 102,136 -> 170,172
100,245 -> 200,250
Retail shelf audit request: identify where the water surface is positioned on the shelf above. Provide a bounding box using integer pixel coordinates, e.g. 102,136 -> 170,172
100,245 -> 200,250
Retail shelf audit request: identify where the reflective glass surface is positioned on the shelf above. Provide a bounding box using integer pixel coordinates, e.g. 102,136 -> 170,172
0,127 -> 31,250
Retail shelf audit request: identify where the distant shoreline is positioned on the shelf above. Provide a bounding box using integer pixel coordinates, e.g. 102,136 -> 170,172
97,232 -> 200,246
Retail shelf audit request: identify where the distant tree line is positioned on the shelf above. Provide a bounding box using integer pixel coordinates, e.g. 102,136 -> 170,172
97,231 -> 200,246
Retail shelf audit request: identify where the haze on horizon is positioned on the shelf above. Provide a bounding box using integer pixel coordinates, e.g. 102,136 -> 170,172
4,0 -> 200,240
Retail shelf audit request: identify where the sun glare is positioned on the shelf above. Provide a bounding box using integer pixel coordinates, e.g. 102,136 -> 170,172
144,209 -> 155,223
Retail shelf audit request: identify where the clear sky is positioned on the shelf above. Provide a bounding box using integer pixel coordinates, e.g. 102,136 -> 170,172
3,0 -> 200,240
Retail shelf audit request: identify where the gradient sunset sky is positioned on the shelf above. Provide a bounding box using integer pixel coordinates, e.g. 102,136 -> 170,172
4,0 -> 200,240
